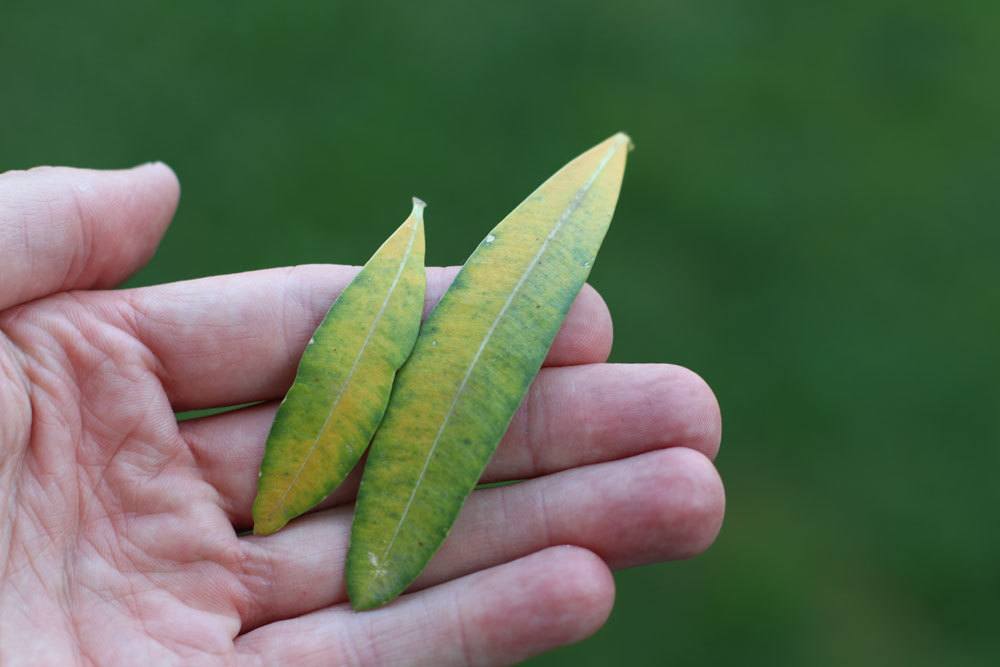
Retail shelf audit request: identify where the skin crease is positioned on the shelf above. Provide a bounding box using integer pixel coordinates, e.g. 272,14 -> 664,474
0,164 -> 724,667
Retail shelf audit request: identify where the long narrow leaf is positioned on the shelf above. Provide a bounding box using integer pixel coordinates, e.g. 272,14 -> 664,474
253,199 -> 426,536
347,134 -> 630,609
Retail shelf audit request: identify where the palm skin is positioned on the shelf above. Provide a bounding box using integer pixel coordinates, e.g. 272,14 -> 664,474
0,164 -> 724,666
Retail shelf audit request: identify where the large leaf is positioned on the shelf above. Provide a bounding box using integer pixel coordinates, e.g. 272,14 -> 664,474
347,133 -> 630,609
252,200 -> 426,536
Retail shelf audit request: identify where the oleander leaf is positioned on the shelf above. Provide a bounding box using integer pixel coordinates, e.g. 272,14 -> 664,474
347,133 -> 631,609
252,199 -> 426,536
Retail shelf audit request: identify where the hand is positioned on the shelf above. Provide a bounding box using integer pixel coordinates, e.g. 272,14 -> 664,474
0,164 -> 724,666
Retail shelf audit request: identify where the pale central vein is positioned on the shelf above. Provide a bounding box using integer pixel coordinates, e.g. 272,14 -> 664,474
378,140 -> 623,564
268,218 -> 420,520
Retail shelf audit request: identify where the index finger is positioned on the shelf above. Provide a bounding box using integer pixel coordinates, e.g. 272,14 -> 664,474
103,265 -> 613,410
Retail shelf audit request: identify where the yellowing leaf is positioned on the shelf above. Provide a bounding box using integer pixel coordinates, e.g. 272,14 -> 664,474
347,133 -> 631,609
252,200 -> 426,536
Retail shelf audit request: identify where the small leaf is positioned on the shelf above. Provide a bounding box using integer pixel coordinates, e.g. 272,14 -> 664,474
252,199 -> 426,536
347,133 -> 631,609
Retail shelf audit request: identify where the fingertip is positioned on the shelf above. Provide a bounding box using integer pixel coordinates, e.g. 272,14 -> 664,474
646,448 -> 726,560
671,367 -> 723,460
579,283 -> 615,361
91,162 -> 181,285
544,546 -> 616,640
132,161 -> 181,221
488,546 -> 614,654
639,364 -> 722,460
547,283 -> 614,366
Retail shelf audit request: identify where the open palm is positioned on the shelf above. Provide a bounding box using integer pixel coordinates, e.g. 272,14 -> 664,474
0,164 -> 723,666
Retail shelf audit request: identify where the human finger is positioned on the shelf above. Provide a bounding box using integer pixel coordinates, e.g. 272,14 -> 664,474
182,363 -> 721,527
235,546 -> 614,667
233,448 -> 723,630
0,163 -> 178,309
115,265 -> 612,410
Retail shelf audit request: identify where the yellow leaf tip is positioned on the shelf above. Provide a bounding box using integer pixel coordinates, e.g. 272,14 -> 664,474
411,196 -> 427,215
612,131 -> 634,151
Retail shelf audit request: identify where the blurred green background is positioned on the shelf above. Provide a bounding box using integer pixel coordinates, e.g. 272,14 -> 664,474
3,1 -> 997,664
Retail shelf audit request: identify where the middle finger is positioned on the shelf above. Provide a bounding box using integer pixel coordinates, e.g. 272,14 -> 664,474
182,363 -> 721,528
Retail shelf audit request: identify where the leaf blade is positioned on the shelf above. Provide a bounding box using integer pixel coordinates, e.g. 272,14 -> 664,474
252,200 -> 426,536
347,134 -> 630,609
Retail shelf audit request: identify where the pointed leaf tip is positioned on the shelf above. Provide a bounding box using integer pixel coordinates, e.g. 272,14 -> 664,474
615,131 -> 635,151
605,131 -> 633,153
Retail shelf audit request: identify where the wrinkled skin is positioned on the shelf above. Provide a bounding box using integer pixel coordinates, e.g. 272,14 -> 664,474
0,164 -> 724,666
